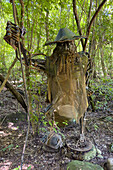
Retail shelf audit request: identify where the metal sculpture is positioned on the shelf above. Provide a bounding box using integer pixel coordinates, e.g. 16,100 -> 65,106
4,24 -> 92,151
4,21 -> 26,50
45,28 -> 89,148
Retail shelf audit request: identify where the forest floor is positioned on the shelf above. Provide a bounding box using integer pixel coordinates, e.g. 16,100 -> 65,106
0,80 -> 113,170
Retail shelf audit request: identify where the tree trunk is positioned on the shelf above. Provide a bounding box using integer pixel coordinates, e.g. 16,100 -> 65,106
45,10 -> 49,55
100,46 -> 107,77
108,52 -> 113,78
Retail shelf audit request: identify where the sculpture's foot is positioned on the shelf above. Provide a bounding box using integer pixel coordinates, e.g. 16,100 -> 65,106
41,131 -> 63,152
76,134 -> 86,148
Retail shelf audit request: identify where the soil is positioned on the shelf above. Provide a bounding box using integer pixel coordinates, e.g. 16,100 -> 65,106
0,87 -> 113,170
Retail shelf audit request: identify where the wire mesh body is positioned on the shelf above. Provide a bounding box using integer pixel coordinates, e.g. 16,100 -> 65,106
46,41 -> 88,126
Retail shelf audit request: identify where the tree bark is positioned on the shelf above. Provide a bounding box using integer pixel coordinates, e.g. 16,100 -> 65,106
100,46 -> 107,77
19,0 -> 24,28
45,10 -> 49,55
87,0 -> 92,27
30,19 -> 35,50
73,0 -> 84,48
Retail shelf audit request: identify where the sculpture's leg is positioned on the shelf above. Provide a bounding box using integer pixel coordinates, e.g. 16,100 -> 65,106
79,112 -> 87,143
80,116 -> 84,134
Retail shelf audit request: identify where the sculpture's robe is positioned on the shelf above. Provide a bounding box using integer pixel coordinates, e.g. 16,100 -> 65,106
46,41 -> 88,126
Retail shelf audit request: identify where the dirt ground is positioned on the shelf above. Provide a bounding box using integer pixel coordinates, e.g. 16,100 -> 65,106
0,88 -> 113,170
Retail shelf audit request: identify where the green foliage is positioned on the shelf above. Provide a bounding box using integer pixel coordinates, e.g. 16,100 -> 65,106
12,165 -> 32,170
27,166 -> 32,170
0,144 -> 19,153
0,0 -> 113,133
90,77 -> 113,110
0,144 -> 14,152
110,143 -> 113,152
0,0 -> 112,77
93,123 -> 99,131
62,120 -> 68,126
12,166 -> 21,170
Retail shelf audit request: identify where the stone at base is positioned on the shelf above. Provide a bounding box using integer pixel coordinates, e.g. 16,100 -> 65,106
67,160 -> 104,170
107,158 -> 113,170
83,144 -> 96,161
42,145 -> 59,153
68,144 -> 101,161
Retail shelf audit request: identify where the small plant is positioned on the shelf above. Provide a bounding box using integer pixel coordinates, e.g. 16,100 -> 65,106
12,165 -> 32,170
1,144 -> 14,152
90,77 -> 113,110
62,120 -> 68,126
27,165 -> 32,170
96,101 -> 103,110
12,166 -> 20,170
0,144 -> 19,152
93,123 -> 99,131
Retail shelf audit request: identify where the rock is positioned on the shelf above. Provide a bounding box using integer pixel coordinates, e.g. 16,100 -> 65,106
66,144 -> 103,161
67,160 -> 104,170
97,148 -> 102,155
83,145 -> 103,160
62,160 -> 65,164
42,132 -> 63,150
97,154 -> 103,159
83,144 -> 96,161
107,158 -> 113,170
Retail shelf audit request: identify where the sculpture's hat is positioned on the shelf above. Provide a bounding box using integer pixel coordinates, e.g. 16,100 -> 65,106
45,28 -> 86,45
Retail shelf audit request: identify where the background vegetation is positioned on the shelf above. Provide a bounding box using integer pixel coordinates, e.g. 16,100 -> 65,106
0,0 -> 113,113
0,1 -> 113,169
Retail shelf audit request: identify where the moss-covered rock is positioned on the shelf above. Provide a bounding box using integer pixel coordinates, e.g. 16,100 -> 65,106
83,144 -> 96,160
67,160 -> 104,170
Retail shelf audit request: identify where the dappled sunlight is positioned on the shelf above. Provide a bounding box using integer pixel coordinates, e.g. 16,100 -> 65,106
0,160 -> 12,170
8,122 -> 18,130
0,161 -> 34,170
0,130 -> 11,137
17,133 -> 23,138
12,164 -> 34,170
0,0 -> 112,169
18,164 -> 34,170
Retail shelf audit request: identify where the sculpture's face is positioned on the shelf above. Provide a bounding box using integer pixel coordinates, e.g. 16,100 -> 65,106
56,41 -> 77,54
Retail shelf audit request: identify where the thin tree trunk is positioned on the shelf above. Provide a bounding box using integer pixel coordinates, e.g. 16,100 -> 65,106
100,46 -> 107,77
26,0 -> 30,50
83,0 -> 107,51
107,49 -> 113,78
0,57 -> 17,93
45,10 -> 49,55
87,0 -> 92,26
2,46 -> 7,74
73,0 -> 107,51
73,0 -> 84,48
30,19 -> 35,50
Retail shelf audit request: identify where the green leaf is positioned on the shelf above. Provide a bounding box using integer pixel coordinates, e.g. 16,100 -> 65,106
27,165 -> 32,170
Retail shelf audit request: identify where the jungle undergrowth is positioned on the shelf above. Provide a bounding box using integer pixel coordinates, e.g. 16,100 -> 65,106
90,77 -> 113,111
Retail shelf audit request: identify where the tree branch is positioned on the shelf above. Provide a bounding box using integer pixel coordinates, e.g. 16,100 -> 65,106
19,0 -> 24,28
87,0 -> 92,27
83,0 -> 107,51
31,53 -> 46,58
0,73 -> 27,112
0,57 -> 17,93
73,0 -> 84,48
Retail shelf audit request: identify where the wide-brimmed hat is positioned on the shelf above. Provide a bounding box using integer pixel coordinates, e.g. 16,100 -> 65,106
45,28 -> 86,45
